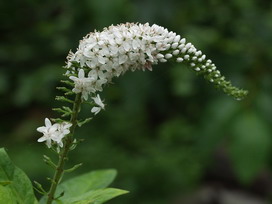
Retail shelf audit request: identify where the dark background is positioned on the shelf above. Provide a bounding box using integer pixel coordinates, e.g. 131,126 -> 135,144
1,0 -> 272,203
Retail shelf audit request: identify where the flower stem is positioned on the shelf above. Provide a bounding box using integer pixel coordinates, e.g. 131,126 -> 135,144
46,93 -> 82,204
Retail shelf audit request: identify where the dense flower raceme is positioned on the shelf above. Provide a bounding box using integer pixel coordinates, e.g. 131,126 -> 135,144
66,22 -> 248,105
38,23 -> 248,148
37,118 -> 72,148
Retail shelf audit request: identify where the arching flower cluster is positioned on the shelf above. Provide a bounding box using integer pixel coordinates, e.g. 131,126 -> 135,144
37,23 -> 247,148
37,118 -> 72,149
66,23 -> 247,105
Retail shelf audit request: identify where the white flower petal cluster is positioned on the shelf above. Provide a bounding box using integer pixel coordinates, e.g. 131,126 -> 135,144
37,118 -> 72,148
69,69 -> 95,100
66,22 -> 247,106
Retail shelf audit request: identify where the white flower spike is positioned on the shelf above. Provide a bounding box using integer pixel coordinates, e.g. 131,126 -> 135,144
67,23 -> 247,107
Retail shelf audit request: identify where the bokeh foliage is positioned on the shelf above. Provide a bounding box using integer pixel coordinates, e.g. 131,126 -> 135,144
1,0 -> 272,203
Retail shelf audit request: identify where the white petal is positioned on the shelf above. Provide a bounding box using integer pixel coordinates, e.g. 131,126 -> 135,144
52,134 -> 62,142
63,130 -> 70,135
123,42 -> 130,51
37,127 -> 46,133
82,92 -> 89,100
88,70 -> 98,80
119,55 -> 128,65
132,40 -> 140,49
78,69 -> 85,78
49,126 -> 58,134
45,118 -> 52,128
92,94 -> 104,108
98,56 -> 106,64
38,136 -> 47,142
72,87 -> 81,94
63,122 -> 72,129
91,107 -> 101,115
98,70 -> 105,79
69,76 -> 77,81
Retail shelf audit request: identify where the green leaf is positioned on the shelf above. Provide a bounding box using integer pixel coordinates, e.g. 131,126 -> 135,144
0,185 -> 17,204
229,112 -> 271,184
40,169 -> 121,204
57,169 -> 117,198
67,188 -> 128,204
0,148 -> 37,204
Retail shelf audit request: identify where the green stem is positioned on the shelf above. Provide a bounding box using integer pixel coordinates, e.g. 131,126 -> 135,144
46,93 -> 82,204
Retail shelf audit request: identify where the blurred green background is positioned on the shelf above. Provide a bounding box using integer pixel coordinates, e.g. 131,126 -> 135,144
1,0 -> 272,203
